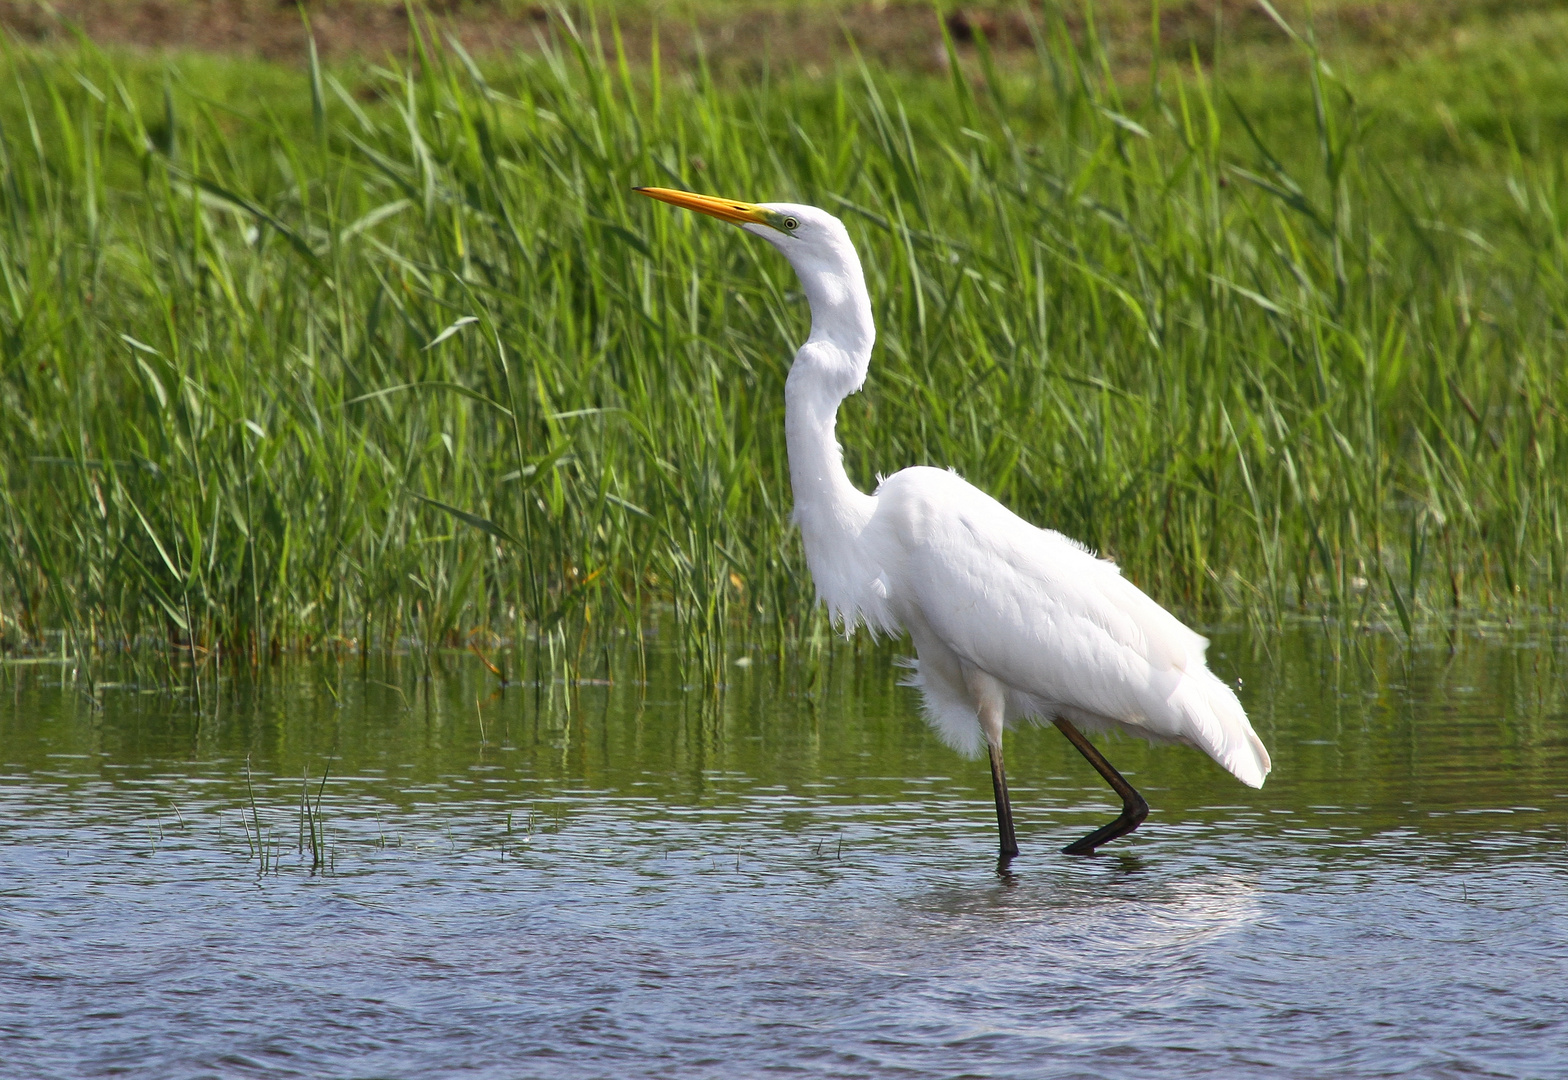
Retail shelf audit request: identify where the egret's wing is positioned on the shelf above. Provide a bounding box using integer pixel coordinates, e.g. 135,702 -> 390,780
877,469 -> 1203,725
875,468 -> 1269,784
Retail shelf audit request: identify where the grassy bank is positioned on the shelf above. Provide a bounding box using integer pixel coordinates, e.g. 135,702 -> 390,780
0,7 -> 1564,674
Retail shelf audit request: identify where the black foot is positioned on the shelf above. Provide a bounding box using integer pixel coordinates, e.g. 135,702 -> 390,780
1061,790 -> 1148,855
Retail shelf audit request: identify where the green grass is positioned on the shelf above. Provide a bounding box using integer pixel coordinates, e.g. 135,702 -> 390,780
0,7 -> 1564,678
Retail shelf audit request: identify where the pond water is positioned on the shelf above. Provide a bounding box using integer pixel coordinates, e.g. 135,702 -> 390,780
2,622 -> 1566,1079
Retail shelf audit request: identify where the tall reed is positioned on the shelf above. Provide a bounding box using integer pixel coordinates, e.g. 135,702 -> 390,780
0,10 -> 1562,677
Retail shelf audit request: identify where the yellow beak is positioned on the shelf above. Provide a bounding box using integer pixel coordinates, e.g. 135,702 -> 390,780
635,186 -> 773,228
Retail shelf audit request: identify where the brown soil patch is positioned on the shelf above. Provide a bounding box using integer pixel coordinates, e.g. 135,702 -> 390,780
0,1 -> 1553,73
9,0 -> 962,70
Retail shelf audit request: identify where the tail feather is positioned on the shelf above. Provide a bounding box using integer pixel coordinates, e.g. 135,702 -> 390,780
1178,671 -> 1271,788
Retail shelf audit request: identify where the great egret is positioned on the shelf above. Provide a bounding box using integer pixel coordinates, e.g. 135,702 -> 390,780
636,187 -> 1271,862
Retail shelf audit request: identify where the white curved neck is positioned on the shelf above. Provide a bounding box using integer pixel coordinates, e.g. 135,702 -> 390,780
782,256 -> 878,567
785,357 -> 870,519
785,343 -> 880,627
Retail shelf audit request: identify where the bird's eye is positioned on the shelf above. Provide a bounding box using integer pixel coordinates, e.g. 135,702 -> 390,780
783,217 -> 799,231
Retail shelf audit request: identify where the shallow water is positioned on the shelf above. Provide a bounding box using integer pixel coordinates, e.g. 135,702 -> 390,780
3,623 -> 1566,1079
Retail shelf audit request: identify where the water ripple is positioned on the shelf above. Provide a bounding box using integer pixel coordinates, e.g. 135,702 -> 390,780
3,627 -> 1567,1078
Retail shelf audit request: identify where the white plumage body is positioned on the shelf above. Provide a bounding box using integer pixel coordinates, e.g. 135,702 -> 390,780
803,462 -> 1270,787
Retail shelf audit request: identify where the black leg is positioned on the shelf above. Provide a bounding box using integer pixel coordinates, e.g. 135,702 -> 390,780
987,740 -> 1020,863
1052,718 -> 1149,855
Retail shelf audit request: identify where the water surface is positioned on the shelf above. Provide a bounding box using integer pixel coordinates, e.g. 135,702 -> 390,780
3,623 -> 1566,1078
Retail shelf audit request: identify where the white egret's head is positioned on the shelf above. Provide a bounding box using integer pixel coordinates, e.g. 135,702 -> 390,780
636,186 -> 875,400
